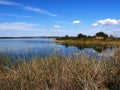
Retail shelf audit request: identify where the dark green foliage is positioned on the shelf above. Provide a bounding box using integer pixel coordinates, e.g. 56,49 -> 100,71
95,32 -> 108,38
65,35 -> 69,38
77,33 -> 87,38
55,31 -> 120,42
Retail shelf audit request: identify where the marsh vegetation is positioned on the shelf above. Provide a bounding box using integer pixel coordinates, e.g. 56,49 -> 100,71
0,49 -> 120,90
55,32 -> 120,46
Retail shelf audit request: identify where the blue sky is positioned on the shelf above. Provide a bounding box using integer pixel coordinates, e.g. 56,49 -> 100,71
0,0 -> 120,37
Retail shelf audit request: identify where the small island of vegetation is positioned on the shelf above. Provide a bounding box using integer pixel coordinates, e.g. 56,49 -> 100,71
55,32 -> 120,46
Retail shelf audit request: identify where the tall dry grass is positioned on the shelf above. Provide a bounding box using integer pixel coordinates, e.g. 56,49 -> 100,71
0,50 -> 120,90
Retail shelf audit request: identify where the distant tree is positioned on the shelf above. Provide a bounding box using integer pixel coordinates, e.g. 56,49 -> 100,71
109,34 -> 115,40
77,33 -> 87,38
95,32 -> 108,38
65,35 -> 69,38
110,35 -> 114,38
87,35 -> 93,39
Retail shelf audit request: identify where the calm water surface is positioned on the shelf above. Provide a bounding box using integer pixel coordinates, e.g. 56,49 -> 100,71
0,38 -> 115,60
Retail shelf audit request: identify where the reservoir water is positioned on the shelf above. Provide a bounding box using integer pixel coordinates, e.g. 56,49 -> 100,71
0,38 -> 115,60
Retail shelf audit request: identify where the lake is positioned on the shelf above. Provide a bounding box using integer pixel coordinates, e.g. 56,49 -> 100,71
0,38 -> 115,60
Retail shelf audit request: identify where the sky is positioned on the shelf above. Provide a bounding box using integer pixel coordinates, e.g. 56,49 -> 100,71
0,0 -> 120,37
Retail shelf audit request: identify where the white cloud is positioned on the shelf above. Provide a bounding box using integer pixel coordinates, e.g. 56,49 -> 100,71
0,22 -> 37,31
73,20 -> 81,24
0,0 -> 21,6
0,22 -> 78,36
0,1 -> 58,17
53,25 -> 61,29
24,6 -> 58,17
92,18 -> 120,26
92,23 -> 98,26
0,13 -> 32,18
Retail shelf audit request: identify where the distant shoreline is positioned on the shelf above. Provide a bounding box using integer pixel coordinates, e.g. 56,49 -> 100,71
0,36 -> 59,39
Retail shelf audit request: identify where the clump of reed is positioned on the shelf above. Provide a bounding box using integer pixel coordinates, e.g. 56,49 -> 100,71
0,50 -> 119,90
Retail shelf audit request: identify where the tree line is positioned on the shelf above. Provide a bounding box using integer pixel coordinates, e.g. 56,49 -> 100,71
57,32 -> 119,41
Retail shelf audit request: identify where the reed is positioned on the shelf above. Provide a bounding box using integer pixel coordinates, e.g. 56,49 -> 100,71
0,50 -> 120,90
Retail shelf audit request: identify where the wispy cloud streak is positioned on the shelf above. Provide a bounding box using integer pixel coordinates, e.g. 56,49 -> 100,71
0,13 -> 32,18
24,6 -> 58,17
0,22 -> 37,31
0,0 -> 58,17
53,25 -> 61,29
0,0 -> 21,6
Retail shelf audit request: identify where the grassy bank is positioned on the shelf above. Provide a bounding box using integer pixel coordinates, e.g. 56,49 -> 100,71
0,51 -> 120,90
54,32 -> 120,46
54,39 -> 120,46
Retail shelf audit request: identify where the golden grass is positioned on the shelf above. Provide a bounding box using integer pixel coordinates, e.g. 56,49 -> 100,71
54,39 -> 120,46
0,51 -> 120,90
